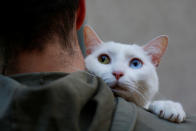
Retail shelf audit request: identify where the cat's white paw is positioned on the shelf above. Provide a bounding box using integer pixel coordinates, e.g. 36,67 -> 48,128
149,100 -> 186,123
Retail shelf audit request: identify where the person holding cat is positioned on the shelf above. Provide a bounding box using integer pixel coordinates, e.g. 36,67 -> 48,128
0,0 -> 195,130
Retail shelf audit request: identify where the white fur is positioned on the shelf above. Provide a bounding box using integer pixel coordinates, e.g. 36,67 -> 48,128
85,41 -> 158,107
85,41 -> 186,123
149,100 -> 186,123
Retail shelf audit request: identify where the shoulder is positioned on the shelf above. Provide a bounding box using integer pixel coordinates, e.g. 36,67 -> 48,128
111,97 -> 196,131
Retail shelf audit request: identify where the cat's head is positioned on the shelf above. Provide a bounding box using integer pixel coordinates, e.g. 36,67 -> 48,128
84,25 -> 168,108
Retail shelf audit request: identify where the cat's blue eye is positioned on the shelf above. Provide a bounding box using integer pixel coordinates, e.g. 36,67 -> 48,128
130,58 -> 143,69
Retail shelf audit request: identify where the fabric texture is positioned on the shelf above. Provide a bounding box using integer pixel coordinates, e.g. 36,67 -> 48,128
0,71 -> 115,131
0,71 -> 196,131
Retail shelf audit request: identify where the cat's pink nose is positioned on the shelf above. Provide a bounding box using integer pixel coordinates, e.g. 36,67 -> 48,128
112,72 -> 124,80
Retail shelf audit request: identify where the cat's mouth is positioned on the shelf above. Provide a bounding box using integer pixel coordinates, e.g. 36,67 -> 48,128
110,82 -> 129,92
110,83 -> 134,102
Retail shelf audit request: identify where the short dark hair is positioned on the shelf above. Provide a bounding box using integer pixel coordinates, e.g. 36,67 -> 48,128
0,0 -> 79,72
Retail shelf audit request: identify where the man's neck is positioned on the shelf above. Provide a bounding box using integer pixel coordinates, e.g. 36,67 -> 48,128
6,42 -> 85,75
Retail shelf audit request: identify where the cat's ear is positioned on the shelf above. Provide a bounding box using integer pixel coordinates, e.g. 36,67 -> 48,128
143,35 -> 168,67
83,25 -> 102,55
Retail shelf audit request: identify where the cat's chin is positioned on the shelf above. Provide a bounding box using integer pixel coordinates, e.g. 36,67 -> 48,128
110,82 -> 128,91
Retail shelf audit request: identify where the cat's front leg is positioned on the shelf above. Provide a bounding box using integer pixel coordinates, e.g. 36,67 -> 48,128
148,100 -> 186,123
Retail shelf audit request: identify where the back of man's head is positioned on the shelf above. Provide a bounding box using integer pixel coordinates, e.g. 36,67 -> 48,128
0,0 -> 80,72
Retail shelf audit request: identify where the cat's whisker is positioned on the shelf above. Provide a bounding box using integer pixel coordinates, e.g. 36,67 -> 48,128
138,85 -> 146,91
101,74 -> 114,83
102,74 -> 111,79
102,73 -> 112,78
123,81 -> 148,102
129,86 -> 147,101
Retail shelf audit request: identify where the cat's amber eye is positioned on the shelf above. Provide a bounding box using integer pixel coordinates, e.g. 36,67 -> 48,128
98,54 -> 110,64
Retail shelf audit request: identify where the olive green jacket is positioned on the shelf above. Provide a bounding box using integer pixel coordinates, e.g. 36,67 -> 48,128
0,71 -> 195,131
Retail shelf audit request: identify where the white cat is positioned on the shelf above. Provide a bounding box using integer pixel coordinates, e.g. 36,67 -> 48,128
83,25 -> 186,123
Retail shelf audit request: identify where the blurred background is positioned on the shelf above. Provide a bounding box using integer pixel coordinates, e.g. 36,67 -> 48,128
86,0 -> 196,113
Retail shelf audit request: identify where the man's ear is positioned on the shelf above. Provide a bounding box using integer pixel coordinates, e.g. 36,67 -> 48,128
83,25 -> 102,55
76,0 -> 86,30
143,35 -> 168,67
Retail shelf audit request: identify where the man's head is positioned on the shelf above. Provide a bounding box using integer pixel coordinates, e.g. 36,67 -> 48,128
0,0 -> 86,74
